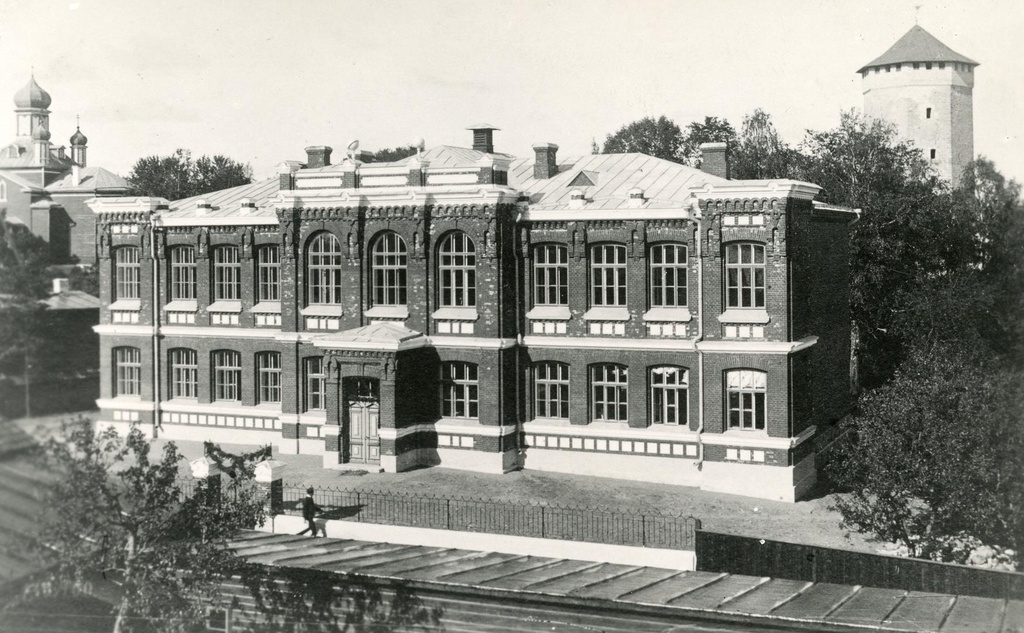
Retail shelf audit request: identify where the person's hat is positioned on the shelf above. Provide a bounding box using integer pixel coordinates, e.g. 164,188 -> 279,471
306,487 -> 314,495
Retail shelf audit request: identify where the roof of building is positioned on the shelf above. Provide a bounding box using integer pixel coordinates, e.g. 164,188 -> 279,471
859,25 -> 978,72
0,142 -> 75,169
46,167 -> 128,193
161,177 -> 282,221
69,126 -> 88,146
40,290 -> 102,310
0,170 -> 45,193
13,76 -> 51,110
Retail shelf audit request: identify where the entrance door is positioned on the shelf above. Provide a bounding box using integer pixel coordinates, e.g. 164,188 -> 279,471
347,402 -> 380,464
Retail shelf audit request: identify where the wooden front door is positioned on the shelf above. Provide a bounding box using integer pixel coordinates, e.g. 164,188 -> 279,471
347,402 -> 380,464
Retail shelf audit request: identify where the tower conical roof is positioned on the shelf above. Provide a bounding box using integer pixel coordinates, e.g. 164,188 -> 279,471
14,76 -> 52,109
858,25 -> 978,72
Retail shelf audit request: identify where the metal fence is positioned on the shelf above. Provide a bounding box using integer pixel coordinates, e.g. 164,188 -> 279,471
696,530 -> 1024,600
284,484 -> 700,550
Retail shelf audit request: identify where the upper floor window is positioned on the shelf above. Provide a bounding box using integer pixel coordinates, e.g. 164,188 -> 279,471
441,362 -> 478,419
212,350 -> 241,402
726,369 -> 766,431
591,244 -> 626,307
371,232 -> 408,307
534,361 -> 569,419
651,366 -> 688,425
438,232 -> 476,308
304,357 -> 326,412
256,246 -> 280,302
114,347 -> 141,397
591,363 -> 627,422
307,232 -> 342,305
649,244 -> 687,308
533,244 -> 568,306
212,246 -> 240,301
169,348 -> 197,399
0,180 -> 7,201
169,246 -> 196,300
257,351 -> 281,404
725,243 -> 765,309
114,247 -> 140,300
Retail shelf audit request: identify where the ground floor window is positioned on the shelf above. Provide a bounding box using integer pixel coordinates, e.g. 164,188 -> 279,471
591,363 -> 627,421
534,361 -> 569,419
305,357 -> 326,411
212,350 -> 241,402
205,607 -> 229,632
726,369 -> 766,430
169,348 -> 197,398
257,352 -> 281,404
651,366 -> 688,425
441,362 -> 478,418
114,347 -> 141,397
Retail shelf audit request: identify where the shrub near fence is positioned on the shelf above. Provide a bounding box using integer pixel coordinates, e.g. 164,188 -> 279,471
696,531 -> 1024,600
283,485 -> 700,550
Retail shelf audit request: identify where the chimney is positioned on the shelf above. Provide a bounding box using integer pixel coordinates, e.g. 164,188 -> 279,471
467,124 -> 499,154
532,143 -> 559,179
52,278 -> 70,294
72,163 -> 81,187
276,161 -> 301,190
304,145 -> 333,169
699,142 -> 730,179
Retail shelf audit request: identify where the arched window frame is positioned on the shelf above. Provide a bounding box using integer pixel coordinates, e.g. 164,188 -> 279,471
113,346 -> 142,397
724,243 -> 766,309
649,243 -> 687,308
212,350 -> 241,402
370,232 -> 408,307
212,245 -> 241,301
534,361 -> 570,419
438,232 -> 477,308
306,232 -> 343,305
168,348 -> 198,399
169,246 -> 197,301
114,246 -> 140,301
591,363 -> 628,422
590,243 -> 627,307
256,351 -> 282,404
650,366 -> 688,425
533,244 -> 568,307
725,369 -> 767,431
255,245 -> 280,303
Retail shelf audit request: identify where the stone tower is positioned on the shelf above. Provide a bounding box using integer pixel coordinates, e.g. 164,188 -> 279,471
859,25 -> 978,187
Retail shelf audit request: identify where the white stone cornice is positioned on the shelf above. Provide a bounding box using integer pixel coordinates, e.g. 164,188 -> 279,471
160,326 -> 284,339
88,196 -> 169,215
696,336 -> 818,355
157,216 -> 278,227
523,336 -> 697,352
96,398 -> 156,411
94,324 -> 156,336
521,208 -> 693,222
701,425 -> 816,449
427,336 -> 518,349
523,419 -> 700,442
690,180 -> 822,202
161,400 -> 283,417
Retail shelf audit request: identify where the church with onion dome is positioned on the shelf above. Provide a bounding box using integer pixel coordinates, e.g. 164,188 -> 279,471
0,75 -> 128,263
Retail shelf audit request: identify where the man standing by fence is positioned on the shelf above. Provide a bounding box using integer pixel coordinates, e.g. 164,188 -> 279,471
297,487 -> 322,537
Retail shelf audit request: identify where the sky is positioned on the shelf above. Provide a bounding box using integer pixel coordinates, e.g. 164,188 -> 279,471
0,0 -> 1021,183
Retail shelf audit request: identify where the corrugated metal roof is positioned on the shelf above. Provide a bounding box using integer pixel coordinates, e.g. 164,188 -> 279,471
0,142 -> 75,170
40,290 -> 101,310
163,177 -> 281,218
46,167 -> 128,192
859,25 -> 978,72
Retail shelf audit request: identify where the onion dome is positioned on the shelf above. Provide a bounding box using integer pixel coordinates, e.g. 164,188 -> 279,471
32,124 -> 51,141
70,126 -> 88,146
14,76 -> 52,109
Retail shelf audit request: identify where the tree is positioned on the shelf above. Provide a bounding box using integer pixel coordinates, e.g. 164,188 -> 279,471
371,146 -> 419,163
127,149 -> 253,201
602,116 -> 686,163
23,419 -> 267,633
731,109 -> 796,180
679,116 -> 738,167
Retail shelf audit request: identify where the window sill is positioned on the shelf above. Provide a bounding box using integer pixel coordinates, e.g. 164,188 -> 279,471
583,307 -> 629,322
643,307 -> 692,323
526,306 -> 571,321
208,301 -> 242,314
109,299 -> 141,311
164,300 -> 198,312
251,301 -> 282,314
718,309 -> 770,324
432,307 -> 478,321
301,305 -> 343,317
365,305 -> 409,319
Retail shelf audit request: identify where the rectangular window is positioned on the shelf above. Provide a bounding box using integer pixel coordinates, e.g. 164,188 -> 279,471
725,244 -> 766,309
441,362 -> 478,419
591,364 -> 627,422
534,362 -> 570,419
926,107 -> 932,119
726,370 -> 767,431
533,244 -> 568,306
651,366 -> 688,425
439,233 -> 476,308
304,357 -> 326,411
926,62 -> 933,69
649,244 -> 687,307
212,350 -> 241,402
372,233 -> 408,306
114,247 -> 140,300
257,246 -> 280,302
170,247 -> 197,300
257,352 -> 281,404
169,348 -> 197,399
930,149 -> 937,160
114,347 -> 141,397
590,244 -> 626,307
205,608 -> 228,633
213,247 -> 240,301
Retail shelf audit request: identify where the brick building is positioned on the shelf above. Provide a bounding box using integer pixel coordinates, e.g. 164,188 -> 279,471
0,76 -> 128,263
90,128 -> 858,502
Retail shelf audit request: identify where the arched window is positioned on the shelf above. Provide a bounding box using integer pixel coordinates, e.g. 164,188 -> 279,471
212,246 -> 241,301
438,232 -> 476,308
256,245 -> 280,302
591,363 -> 627,422
257,351 -> 282,404
306,233 -> 343,305
649,243 -> 687,308
212,350 -> 241,402
168,348 -> 197,399
441,362 -> 478,418
371,232 -> 408,307
113,347 -> 141,397
169,246 -> 196,300
534,361 -> 570,419
650,366 -> 688,425
590,244 -> 627,307
725,243 -> 765,309
114,247 -> 140,300
725,369 -> 767,431
533,244 -> 568,306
